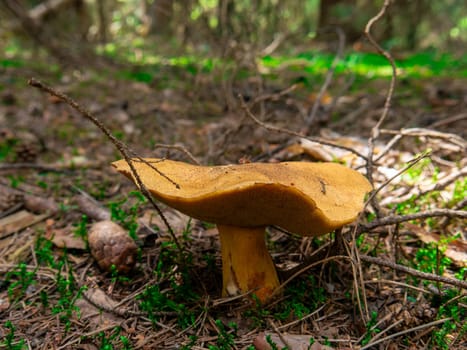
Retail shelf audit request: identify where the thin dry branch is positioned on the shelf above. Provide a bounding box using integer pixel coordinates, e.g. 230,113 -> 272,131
380,127 -> 466,149
28,78 -> 184,253
360,255 -> 467,289
360,317 -> 452,350
365,151 -> 431,206
274,251 -> 467,294
359,209 -> 467,232
364,0 -> 397,216
152,143 -> 200,165
239,96 -> 368,161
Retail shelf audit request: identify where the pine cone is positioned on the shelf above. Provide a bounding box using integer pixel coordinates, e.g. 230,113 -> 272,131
14,142 -> 41,163
88,220 -> 138,274
0,129 -> 43,163
14,131 -> 43,163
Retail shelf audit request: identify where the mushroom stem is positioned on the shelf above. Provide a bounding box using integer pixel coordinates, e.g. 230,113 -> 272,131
217,224 -> 280,303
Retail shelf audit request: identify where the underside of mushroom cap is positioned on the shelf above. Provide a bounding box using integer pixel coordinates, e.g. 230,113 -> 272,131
112,158 -> 372,236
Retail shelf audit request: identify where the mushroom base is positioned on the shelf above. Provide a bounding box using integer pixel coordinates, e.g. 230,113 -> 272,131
217,224 -> 280,303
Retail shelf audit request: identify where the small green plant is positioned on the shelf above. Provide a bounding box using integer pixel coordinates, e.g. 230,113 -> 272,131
0,137 -> 17,161
450,178 -> 466,205
2,321 -> 26,350
39,290 -> 49,308
74,214 -> 88,243
109,191 -> 146,240
360,311 -> 381,346
274,275 -> 326,321
109,264 -> 131,284
50,251 -> 86,332
36,179 -> 48,189
138,283 -> 195,329
35,233 -> 57,268
242,295 -> 270,328
266,334 -> 288,350
96,326 -> 132,350
431,289 -> 466,349
208,320 -> 237,350
5,263 -> 37,302
8,175 -> 25,189
414,235 -> 456,277
180,335 -> 198,350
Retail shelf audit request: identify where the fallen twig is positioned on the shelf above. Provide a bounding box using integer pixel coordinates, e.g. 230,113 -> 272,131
359,255 -> 467,289
239,95 -> 368,161
380,127 -> 465,149
359,209 -> 467,232
360,317 -> 452,350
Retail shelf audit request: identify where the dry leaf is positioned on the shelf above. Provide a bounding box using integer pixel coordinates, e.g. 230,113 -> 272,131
253,332 -> 334,350
0,210 -> 48,239
75,287 -> 123,327
50,227 -> 87,250
140,208 -> 192,235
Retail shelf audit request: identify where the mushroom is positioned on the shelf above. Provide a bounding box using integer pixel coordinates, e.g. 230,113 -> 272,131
112,158 -> 372,302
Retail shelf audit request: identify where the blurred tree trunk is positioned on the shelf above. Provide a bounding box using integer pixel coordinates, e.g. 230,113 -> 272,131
317,0 -> 361,43
148,0 -> 173,35
405,0 -> 424,49
0,0 -> 108,66
217,0 -> 234,40
97,0 -> 108,43
178,0 -> 193,45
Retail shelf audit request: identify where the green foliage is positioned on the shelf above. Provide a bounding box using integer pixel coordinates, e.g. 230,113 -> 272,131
431,289 -> 467,349
109,264 -> 132,284
7,175 -> 25,189
73,214 -> 88,245
265,334 -> 287,350
414,237 -> 454,276
109,191 -> 146,240
451,178 -> 466,205
208,320 -> 237,350
5,263 -> 37,303
139,222 -> 200,329
138,283 -> 195,329
51,251 -> 87,332
360,311 -> 381,346
96,327 -> 132,350
273,275 -> 326,321
0,59 -> 23,69
243,295 -> 270,328
402,157 -> 433,183
261,51 -> 466,79
0,137 -> 17,161
244,275 -> 326,329
180,335 -> 198,350
35,233 -> 57,267
1,321 -> 26,350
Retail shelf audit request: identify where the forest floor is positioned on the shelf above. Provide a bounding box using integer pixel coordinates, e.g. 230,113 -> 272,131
0,55 -> 466,350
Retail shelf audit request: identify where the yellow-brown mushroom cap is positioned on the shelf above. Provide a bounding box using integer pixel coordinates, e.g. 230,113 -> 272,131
112,158 -> 372,236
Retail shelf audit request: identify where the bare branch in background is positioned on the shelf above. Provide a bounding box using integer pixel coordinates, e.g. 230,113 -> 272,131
363,0 -> 397,217
303,27 -> 346,134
